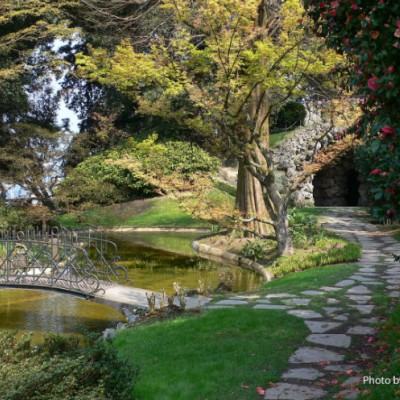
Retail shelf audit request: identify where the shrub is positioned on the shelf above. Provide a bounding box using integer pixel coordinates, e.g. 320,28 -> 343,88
0,332 -> 137,400
240,239 -> 268,261
274,101 -> 306,130
57,134 -> 219,209
288,208 -> 321,248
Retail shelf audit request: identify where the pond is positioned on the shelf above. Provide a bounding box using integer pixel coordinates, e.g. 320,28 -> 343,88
0,289 -> 125,342
0,231 -> 262,337
106,231 -> 263,295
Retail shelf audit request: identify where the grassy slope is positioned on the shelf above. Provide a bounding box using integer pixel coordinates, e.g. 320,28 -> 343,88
115,309 -> 307,400
56,197 -> 211,228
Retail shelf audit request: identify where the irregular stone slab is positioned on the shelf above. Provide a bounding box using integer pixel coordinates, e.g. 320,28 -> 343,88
301,290 -> 324,296
359,317 -> 381,324
320,286 -> 342,292
327,298 -> 340,304
205,305 -> 233,309
386,279 -> 400,285
349,275 -> 375,281
236,294 -> 260,299
282,368 -> 325,381
306,334 -> 351,348
388,291 -> 400,298
345,294 -> 372,302
386,285 -> 400,290
325,364 -> 361,373
335,280 -> 355,288
289,347 -> 344,363
323,307 -> 341,315
265,293 -> 296,299
333,315 -> 349,321
362,281 -> 384,286
350,304 -> 375,314
215,299 -> 249,306
346,285 -> 371,295
304,320 -> 342,333
255,299 -> 271,304
287,310 -> 323,319
282,298 -> 311,306
253,304 -> 292,310
347,326 -> 376,335
342,376 -> 362,387
335,389 -> 358,399
264,383 -> 326,400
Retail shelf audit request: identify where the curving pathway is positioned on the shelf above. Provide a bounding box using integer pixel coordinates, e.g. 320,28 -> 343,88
205,208 -> 400,400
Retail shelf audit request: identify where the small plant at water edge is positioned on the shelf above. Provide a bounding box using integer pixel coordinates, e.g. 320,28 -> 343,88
240,239 -> 267,261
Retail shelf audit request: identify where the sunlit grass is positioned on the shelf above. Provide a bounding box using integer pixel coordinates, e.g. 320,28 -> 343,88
114,309 -> 307,400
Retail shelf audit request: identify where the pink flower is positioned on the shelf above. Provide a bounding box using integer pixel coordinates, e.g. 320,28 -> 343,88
382,126 -> 395,135
388,66 -> 395,73
351,3 -> 358,9
397,20 -> 400,29
367,77 -> 380,90
330,9 -> 337,16
370,169 -> 382,176
368,336 -> 375,342
319,2 -> 326,8
381,172 -> 388,177
331,1 -> 339,8
256,387 -> 265,395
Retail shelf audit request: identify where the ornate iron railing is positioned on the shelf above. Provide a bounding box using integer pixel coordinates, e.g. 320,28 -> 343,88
0,228 -> 129,295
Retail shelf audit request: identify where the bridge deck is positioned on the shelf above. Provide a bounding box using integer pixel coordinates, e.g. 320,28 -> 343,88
96,285 -> 211,311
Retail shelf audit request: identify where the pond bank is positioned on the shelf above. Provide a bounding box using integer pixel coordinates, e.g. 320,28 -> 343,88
192,240 -> 274,282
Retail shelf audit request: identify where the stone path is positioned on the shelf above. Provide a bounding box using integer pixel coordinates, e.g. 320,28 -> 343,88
205,208 -> 400,399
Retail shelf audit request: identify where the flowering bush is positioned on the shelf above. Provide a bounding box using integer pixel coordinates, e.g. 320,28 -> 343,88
306,0 -> 400,221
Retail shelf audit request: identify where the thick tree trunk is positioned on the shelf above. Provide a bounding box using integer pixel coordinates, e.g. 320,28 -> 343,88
235,158 -> 272,237
275,203 -> 293,256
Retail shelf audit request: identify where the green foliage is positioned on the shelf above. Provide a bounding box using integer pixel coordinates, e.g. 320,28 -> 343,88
0,331 -> 137,400
274,101 -> 306,130
0,203 -> 31,230
288,207 -> 322,248
269,241 -> 361,277
240,239 -> 268,261
58,135 -> 219,208
306,0 -> 400,221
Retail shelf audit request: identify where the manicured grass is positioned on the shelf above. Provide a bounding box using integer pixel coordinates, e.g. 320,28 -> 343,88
56,197 -> 210,228
114,309 -> 308,400
261,263 -> 359,295
268,239 -> 361,277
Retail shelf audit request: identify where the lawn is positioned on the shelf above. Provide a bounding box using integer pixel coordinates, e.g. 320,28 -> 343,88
114,308 -> 308,400
56,197 -> 211,229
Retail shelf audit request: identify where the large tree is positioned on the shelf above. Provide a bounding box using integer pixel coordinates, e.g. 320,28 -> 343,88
0,0 -> 78,207
76,0 -> 339,255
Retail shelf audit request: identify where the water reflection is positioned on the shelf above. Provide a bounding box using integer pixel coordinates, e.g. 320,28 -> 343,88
107,231 -> 263,294
0,289 -> 125,339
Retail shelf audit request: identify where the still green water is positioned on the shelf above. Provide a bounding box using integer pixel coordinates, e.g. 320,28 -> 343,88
0,289 -> 125,341
107,231 -> 263,294
0,232 -> 262,336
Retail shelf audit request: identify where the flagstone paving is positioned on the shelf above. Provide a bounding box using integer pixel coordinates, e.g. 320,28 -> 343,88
203,208 -> 400,399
